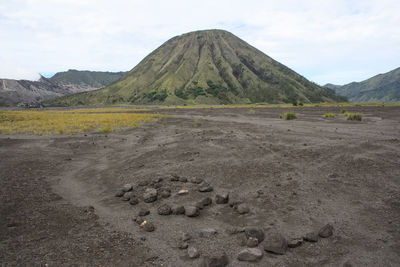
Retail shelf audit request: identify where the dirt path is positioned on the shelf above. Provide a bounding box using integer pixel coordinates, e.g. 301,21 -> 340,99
1,106 -> 400,266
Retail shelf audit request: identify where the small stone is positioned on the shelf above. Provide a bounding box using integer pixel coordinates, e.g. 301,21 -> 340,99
170,175 -> 179,182
153,177 -> 163,183
133,216 -> 145,225
179,177 -> 188,183
122,191 -> 135,201
215,192 -> 229,204
138,209 -> 150,216
244,227 -> 265,242
236,203 -> 250,214
288,238 -> 303,248
143,188 -> 158,203
138,180 -> 149,186
142,221 -> 155,232
263,233 -> 287,255
319,224 -> 334,238
199,181 -> 213,192
188,246 -> 200,259
171,205 -> 185,215
196,197 -> 212,209
199,228 -> 217,238
199,252 -> 229,267
237,248 -> 263,262
129,197 -> 139,205
159,188 -> 171,198
303,232 -> 318,242
228,193 -> 243,208
178,189 -> 189,195
115,190 -> 124,197
246,237 -> 258,247
188,177 -> 203,184
157,204 -> 172,215
122,183 -> 133,192
237,234 -> 247,246
179,242 -> 189,249
185,206 -> 200,217
181,232 -> 192,242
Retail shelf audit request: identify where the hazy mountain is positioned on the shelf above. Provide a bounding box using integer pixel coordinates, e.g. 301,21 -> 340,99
50,29 -> 346,106
0,76 -> 70,106
324,67 -> 400,102
50,69 -> 127,92
0,70 -> 127,106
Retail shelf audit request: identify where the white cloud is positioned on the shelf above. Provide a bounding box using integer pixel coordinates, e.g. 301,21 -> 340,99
0,0 -> 399,84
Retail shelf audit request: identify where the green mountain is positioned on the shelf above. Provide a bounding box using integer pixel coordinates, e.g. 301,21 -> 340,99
324,67 -> 400,103
50,69 -> 127,92
50,30 -> 346,106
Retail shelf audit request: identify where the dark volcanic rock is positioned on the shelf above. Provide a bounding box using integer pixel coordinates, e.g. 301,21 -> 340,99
138,209 -> 150,216
122,191 -> 135,201
143,188 -> 158,203
157,204 -> 172,215
244,227 -> 265,242
319,224 -> 334,238
237,248 -> 263,262
172,205 -> 185,215
215,192 -> 229,204
263,233 -> 287,255
196,197 -> 212,209
199,252 -> 229,267
304,232 -> 318,242
185,206 -> 200,217
199,181 -> 213,192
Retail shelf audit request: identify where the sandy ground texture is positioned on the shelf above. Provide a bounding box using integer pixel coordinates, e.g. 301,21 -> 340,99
1,106 -> 400,266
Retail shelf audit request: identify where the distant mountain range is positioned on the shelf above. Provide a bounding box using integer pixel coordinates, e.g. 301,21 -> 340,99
324,67 -> 400,103
0,70 -> 127,106
50,30 -> 345,106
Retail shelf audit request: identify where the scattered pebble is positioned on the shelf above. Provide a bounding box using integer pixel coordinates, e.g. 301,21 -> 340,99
188,247 -> 200,259
199,252 -> 229,267
244,227 -> 265,242
142,221 -> 155,232
236,203 -> 250,214
159,188 -> 171,198
129,197 -> 139,205
185,206 -> 200,217
157,204 -> 172,215
199,181 -> 213,192
246,237 -> 259,248
237,248 -> 263,262
319,224 -> 334,238
115,190 -> 124,197
181,232 -> 192,242
122,191 -> 135,201
188,177 -> 203,184
288,238 -> 303,248
122,184 -> 133,192
199,228 -> 217,238
263,233 -> 288,255
215,192 -> 229,204
303,232 -> 318,242
143,188 -> 158,203
138,209 -> 150,216
179,177 -> 188,183
179,242 -> 189,249
196,197 -> 212,209
171,205 -> 185,215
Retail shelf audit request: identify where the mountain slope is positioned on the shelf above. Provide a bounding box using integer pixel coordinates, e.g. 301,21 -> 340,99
0,76 -> 70,106
50,69 -> 127,92
325,67 -> 400,102
51,29 -> 346,106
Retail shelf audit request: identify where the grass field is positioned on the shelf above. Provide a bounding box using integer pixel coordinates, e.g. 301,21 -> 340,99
0,108 -> 164,135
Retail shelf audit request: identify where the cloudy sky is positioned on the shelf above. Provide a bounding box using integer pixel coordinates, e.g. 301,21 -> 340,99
0,0 -> 399,85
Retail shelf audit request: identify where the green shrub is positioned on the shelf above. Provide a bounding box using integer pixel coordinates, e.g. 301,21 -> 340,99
346,112 -> 363,121
280,112 -> 297,120
341,108 -> 347,114
324,113 -> 336,118
193,119 -> 201,127
298,102 -> 304,106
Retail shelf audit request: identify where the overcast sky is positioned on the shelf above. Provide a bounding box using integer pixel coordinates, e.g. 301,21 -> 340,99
0,0 -> 399,85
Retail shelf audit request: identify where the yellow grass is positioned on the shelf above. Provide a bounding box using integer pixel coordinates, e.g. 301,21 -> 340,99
0,108 -> 164,135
